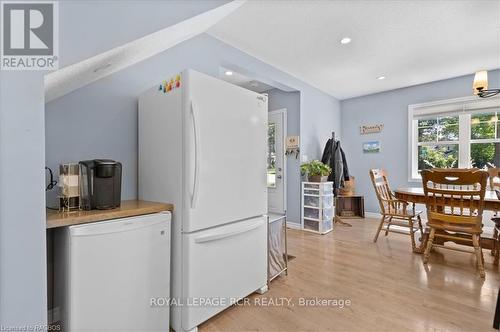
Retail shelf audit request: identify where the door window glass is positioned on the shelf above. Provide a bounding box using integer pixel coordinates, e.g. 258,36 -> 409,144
267,123 -> 276,188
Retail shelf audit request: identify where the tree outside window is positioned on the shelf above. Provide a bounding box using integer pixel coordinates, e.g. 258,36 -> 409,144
415,110 -> 500,173
470,112 -> 500,169
417,116 -> 459,171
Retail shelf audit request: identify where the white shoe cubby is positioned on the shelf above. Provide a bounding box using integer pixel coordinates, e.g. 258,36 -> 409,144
301,181 -> 334,234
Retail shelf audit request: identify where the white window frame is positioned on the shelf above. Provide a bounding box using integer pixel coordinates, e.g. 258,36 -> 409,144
408,95 -> 500,182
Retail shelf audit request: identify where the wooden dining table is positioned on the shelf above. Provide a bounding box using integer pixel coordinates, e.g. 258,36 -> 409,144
394,187 -> 497,253
395,187 -> 500,211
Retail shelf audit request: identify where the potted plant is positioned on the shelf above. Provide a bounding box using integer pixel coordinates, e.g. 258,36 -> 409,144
300,160 -> 332,182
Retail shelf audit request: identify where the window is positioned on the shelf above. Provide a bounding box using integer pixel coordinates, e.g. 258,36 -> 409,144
409,97 -> 500,181
417,115 -> 459,171
470,111 -> 500,169
267,123 -> 276,188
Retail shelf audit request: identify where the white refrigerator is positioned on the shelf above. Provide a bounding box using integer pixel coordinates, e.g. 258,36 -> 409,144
138,69 -> 268,332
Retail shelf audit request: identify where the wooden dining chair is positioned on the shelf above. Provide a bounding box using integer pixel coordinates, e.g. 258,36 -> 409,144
421,168 -> 488,278
491,186 -> 500,266
369,169 -> 423,252
492,216 -> 500,266
488,168 -> 500,261
487,167 -> 500,191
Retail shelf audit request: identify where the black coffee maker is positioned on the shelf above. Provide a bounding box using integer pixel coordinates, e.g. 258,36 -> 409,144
79,159 -> 122,210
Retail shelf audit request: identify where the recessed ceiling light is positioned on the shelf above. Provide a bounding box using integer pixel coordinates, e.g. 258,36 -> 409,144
225,70 -> 233,76
340,37 -> 351,45
377,76 -> 386,80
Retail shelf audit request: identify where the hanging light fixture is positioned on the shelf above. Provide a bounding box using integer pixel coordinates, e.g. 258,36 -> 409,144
473,70 -> 500,98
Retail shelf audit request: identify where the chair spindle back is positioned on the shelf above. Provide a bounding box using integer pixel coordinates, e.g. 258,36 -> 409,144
369,169 -> 395,214
421,169 -> 488,227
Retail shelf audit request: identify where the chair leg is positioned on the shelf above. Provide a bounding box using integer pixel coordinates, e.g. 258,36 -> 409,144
384,217 -> 392,236
492,228 -> 498,256
417,215 -> 424,241
373,216 -> 386,243
408,218 -> 417,252
423,228 -> 435,264
495,236 -> 500,266
473,234 -> 486,278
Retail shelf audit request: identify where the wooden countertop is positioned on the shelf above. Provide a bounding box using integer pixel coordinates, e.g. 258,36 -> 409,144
46,200 -> 174,229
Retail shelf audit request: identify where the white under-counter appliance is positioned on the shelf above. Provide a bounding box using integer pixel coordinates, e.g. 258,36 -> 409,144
138,69 -> 268,332
54,212 -> 171,331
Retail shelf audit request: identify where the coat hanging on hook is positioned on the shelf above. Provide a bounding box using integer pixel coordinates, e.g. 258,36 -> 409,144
321,135 -> 350,192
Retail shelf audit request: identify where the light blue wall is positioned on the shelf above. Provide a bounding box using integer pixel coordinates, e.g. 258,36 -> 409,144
266,89 -> 301,223
58,0 -> 229,68
265,88 -> 341,223
45,33 -> 341,224
301,88 -> 342,162
341,70 -> 500,213
0,72 -> 47,328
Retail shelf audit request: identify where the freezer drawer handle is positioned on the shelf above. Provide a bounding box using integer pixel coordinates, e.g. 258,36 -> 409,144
194,219 -> 264,243
190,100 -> 200,209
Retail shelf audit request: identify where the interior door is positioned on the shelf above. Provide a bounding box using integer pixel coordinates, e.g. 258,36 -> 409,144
184,70 -> 268,233
268,109 -> 286,214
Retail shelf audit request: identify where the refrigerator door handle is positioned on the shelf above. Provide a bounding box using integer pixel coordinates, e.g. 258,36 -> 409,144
190,100 -> 200,209
194,219 -> 265,244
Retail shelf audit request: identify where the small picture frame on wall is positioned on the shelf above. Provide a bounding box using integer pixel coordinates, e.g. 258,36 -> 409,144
363,141 -> 380,153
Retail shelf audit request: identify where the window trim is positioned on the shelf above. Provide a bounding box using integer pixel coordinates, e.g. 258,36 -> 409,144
408,95 -> 500,182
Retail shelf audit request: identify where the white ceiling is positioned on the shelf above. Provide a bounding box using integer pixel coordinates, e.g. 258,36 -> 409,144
209,0 -> 500,100
218,66 -> 277,92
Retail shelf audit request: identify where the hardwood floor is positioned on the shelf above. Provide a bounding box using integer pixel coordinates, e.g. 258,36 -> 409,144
200,218 -> 500,332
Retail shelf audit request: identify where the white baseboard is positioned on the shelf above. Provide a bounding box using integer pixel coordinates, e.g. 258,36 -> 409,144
286,221 -> 301,229
364,211 -> 381,219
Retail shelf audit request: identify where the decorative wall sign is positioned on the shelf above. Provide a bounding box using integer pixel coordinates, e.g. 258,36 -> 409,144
363,141 -> 381,153
360,124 -> 384,134
285,136 -> 300,158
285,136 -> 299,149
